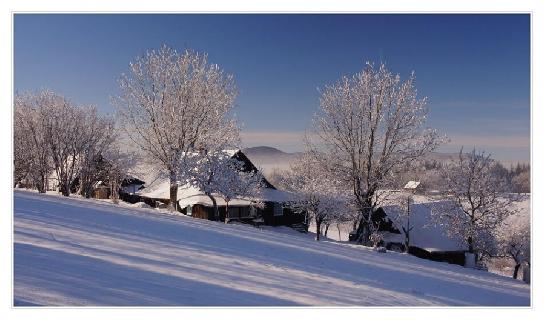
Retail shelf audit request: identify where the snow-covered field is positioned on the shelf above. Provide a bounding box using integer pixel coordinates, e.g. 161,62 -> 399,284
13,190 -> 530,306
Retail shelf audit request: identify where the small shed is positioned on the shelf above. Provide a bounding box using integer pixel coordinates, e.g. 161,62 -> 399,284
92,181 -> 111,199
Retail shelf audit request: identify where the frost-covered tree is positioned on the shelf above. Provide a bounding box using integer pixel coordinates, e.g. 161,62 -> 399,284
14,92 -> 55,192
181,149 -> 243,220
369,231 -> 384,248
308,62 -> 443,244
214,159 -> 265,224
14,95 -> 37,188
183,150 -> 223,220
114,45 -> 238,211
183,153 -> 265,223
178,115 -> 240,219
282,153 -> 348,241
512,169 -> 530,194
322,204 -> 354,240
42,93 -> 100,196
102,143 -> 139,204
76,109 -> 116,198
496,214 -> 530,279
14,90 -> 120,197
432,149 -> 518,257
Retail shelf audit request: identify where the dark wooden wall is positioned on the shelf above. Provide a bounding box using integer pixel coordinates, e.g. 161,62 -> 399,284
191,204 -> 212,220
93,187 -> 110,199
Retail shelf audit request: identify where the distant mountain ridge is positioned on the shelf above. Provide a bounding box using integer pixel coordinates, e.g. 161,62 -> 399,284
243,146 -> 293,157
241,146 -> 504,175
242,146 -> 301,174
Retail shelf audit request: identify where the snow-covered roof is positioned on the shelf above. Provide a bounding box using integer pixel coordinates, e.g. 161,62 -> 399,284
128,148 -> 293,207
93,180 -> 108,188
381,195 -> 467,252
404,181 -> 421,189
223,149 -> 240,157
137,178 -> 295,207
379,193 -> 531,253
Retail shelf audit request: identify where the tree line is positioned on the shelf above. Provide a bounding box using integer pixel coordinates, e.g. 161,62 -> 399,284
13,90 -> 133,201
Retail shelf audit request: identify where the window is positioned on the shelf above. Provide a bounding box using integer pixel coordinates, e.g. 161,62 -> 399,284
186,205 -> 192,216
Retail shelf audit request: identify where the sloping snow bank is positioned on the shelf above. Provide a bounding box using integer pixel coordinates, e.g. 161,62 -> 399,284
14,190 -> 529,306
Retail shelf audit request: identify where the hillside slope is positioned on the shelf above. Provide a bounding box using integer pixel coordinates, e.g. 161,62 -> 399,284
13,190 -> 530,306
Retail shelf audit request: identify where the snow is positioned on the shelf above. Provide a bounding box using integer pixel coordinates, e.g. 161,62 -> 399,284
384,198 -> 468,252
129,149 -> 296,210
130,202 -> 151,209
138,179 -> 294,208
310,194 -> 469,252
14,190 -> 530,306
383,194 -> 531,253
223,149 -> 240,157
503,194 -> 531,226
121,183 -> 144,194
404,181 -> 420,189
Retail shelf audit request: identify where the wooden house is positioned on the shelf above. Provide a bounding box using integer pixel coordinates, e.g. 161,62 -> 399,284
132,150 -> 306,228
376,196 -> 469,266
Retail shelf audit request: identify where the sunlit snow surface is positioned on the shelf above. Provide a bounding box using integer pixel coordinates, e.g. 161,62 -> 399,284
14,190 -> 530,306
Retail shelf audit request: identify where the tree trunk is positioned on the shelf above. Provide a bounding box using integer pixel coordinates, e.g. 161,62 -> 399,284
359,215 -> 373,246
84,177 -> 94,198
169,170 -> 178,212
359,222 -> 368,245
356,204 -> 373,246
324,223 -> 330,238
403,229 -> 410,253
111,177 -> 119,204
37,174 -> 46,193
78,175 -> 86,197
315,218 -> 321,241
80,180 -> 93,199
206,193 -> 219,221
403,226 -> 410,253
60,179 -> 70,196
513,263 -> 521,279
224,200 -> 230,224
467,236 -> 474,253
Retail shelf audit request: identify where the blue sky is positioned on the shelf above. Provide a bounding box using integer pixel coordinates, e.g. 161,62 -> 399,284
14,14 -> 530,163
